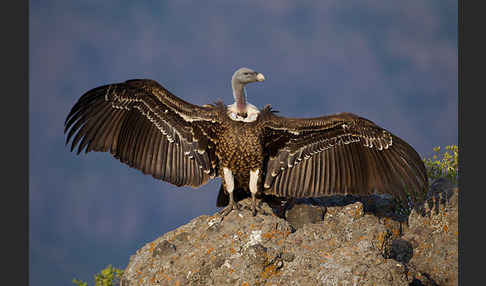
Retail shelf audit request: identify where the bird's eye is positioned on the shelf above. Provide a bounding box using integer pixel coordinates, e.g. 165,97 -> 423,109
244,72 -> 249,75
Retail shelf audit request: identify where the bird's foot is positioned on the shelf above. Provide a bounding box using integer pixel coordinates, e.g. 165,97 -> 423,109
219,201 -> 241,218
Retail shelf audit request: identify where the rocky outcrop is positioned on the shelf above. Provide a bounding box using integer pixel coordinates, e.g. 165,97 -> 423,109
121,179 -> 458,286
401,178 -> 458,286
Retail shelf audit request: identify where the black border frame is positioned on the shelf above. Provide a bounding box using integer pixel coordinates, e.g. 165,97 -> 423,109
2,0 -> 28,285
459,0 -> 480,284
7,0 -> 470,284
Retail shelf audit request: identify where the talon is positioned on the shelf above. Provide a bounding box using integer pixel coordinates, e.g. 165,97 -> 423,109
219,201 -> 240,217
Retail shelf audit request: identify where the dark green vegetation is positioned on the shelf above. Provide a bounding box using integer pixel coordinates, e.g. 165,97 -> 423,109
423,145 -> 458,185
72,264 -> 123,286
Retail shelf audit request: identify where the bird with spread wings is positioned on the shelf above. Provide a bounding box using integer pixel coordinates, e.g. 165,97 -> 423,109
65,67 -> 427,216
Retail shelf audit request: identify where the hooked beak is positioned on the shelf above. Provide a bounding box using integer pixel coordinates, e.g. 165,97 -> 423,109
256,73 -> 265,82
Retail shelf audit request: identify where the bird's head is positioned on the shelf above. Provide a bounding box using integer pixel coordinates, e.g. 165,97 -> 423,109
232,67 -> 265,86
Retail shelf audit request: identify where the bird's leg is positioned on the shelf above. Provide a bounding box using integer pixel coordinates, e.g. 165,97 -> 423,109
219,167 -> 239,217
249,169 -> 260,216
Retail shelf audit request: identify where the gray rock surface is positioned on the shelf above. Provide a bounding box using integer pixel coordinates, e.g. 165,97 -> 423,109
401,180 -> 458,286
121,179 -> 458,286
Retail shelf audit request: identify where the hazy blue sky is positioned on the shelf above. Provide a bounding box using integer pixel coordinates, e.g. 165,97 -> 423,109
30,1 -> 457,285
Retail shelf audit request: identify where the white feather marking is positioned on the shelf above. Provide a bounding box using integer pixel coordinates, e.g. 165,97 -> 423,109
223,167 -> 235,193
249,169 -> 260,195
227,103 -> 260,122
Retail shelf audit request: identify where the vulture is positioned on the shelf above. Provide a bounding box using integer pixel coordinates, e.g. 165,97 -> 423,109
64,67 -> 428,216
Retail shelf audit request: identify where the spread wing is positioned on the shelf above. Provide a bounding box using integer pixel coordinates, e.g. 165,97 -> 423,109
261,109 -> 428,204
64,79 -> 220,188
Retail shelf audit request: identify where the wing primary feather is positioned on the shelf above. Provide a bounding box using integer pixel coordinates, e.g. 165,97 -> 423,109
294,159 -> 304,197
76,103 -> 113,154
284,169 -> 292,198
165,141 -> 174,182
189,158 -> 196,186
84,105 -> 116,153
65,86 -> 109,127
390,147 -> 425,202
137,119 -> 152,174
302,157 -> 312,197
375,149 -> 395,194
296,159 -> 306,197
394,140 -> 427,186
293,162 -> 303,197
176,142 -> 184,186
140,115 -> 154,172
151,129 -> 162,179
126,112 -> 145,166
178,144 -> 185,186
143,123 -> 158,175
64,97 -> 104,134
109,111 -> 128,154
328,148 -> 335,195
187,158 -> 194,186
310,156 -> 318,197
95,109 -> 123,152
272,171 -> 281,196
363,147 -> 378,195
381,150 -> 408,203
298,156 -> 309,197
357,143 -> 369,194
334,146 -> 342,194
134,112 -> 150,168
369,148 -> 388,194
286,165 -> 296,197
148,125 -> 160,175
156,134 -> 167,179
144,125 -> 156,175
74,103 -> 113,154
365,148 -> 381,194
116,111 -> 135,163
316,152 -> 324,196
349,143 -> 363,194
339,144 -> 350,194
133,114 -> 149,169
320,151 -> 327,195
337,144 -> 347,194
66,102 -> 105,150
344,143 -> 355,193
183,150 -> 190,186
172,143 -> 179,186
170,143 -> 178,184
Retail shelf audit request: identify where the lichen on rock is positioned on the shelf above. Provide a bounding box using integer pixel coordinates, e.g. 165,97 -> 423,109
121,178 -> 458,286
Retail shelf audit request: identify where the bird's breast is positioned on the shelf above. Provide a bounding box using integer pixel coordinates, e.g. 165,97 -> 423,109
216,123 -> 264,174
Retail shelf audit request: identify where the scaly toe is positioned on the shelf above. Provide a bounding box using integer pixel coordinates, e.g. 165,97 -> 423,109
219,202 -> 240,217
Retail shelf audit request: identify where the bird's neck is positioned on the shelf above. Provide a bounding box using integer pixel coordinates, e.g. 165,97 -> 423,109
232,82 -> 247,113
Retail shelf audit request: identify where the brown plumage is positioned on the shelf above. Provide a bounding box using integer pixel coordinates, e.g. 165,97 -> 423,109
64,67 -> 428,217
